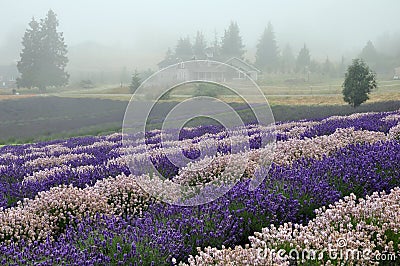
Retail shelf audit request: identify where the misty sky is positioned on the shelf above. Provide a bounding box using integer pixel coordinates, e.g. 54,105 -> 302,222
1,0 -> 400,70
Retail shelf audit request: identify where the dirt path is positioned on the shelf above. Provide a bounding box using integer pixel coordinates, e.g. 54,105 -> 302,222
0,94 -> 37,101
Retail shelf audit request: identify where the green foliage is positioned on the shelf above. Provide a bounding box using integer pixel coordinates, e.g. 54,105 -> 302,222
16,19 -> 41,89
175,36 -> 193,60
211,30 -> 221,59
220,21 -> 245,60
255,22 -> 280,72
193,83 -> 219,98
342,58 -> 377,107
193,31 -> 207,59
280,44 -> 295,73
129,70 -> 141,94
360,40 -> 379,68
140,68 -> 154,81
17,10 -> 69,91
322,57 -> 337,78
296,44 -> 311,72
76,228 -> 168,265
193,83 -> 233,98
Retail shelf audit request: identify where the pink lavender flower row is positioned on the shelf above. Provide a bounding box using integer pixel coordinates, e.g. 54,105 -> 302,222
0,110 -> 399,264
187,187 -> 400,265
0,135 -> 399,264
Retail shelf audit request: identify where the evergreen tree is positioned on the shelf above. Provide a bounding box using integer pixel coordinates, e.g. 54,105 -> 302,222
255,22 -> 279,72
193,31 -> 207,59
296,44 -> 311,72
211,30 -> 221,60
309,59 -> 321,74
359,40 -> 379,69
220,21 -> 245,60
129,70 -> 141,94
322,57 -> 335,77
163,47 -> 175,63
342,58 -> 377,107
175,36 -> 193,61
165,47 -> 173,60
280,44 -> 295,73
17,10 -> 69,91
17,18 -> 41,89
140,68 -> 154,81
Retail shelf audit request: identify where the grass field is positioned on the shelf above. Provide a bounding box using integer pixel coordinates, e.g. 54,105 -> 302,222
0,77 -> 398,144
32,78 -> 400,105
0,97 -> 126,144
0,95 -> 399,144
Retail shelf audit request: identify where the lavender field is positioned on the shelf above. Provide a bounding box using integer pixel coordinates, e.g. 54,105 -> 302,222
0,110 -> 400,265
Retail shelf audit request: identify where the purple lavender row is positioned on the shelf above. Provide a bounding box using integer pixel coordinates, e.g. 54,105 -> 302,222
1,111 -> 398,210
300,110 -> 400,138
0,139 -> 399,265
188,187 -> 400,265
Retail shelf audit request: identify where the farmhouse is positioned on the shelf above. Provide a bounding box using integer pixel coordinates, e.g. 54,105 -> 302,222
0,65 -> 18,89
394,66 -> 400,80
224,57 -> 260,81
156,57 -> 260,83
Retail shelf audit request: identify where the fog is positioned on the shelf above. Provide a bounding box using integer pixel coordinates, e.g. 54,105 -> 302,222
1,0 -> 400,74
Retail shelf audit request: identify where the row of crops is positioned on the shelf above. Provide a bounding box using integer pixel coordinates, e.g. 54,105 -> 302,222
0,110 -> 399,265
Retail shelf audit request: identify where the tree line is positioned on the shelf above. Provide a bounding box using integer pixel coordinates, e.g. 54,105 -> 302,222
166,21 -> 399,77
164,21 -> 343,77
14,10 -> 388,109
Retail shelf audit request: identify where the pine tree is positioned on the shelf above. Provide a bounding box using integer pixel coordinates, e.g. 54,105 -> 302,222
17,18 -> 41,89
193,31 -> 207,59
165,47 -> 173,60
175,36 -> 193,61
17,10 -> 69,91
129,70 -> 141,94
359,40 -> 379,69
280,44 -> 295,73
296,44 -> 311,72
212,30 -> 221,60
220,21 -> 245,60
255,22 -> 279,72
323,57 -> 335,77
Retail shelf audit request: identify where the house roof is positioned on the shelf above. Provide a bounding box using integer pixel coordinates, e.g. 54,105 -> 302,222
187,62 -> 226,73
157,57 -> 183,69
224,57 -> 261,73
156,57 -> 261,75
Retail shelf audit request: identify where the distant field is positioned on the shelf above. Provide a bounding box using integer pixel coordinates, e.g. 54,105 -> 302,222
0,78 -> 398,144
0,96 -> 399,144
0,97 -> 126,144
39,79 -> 400,106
